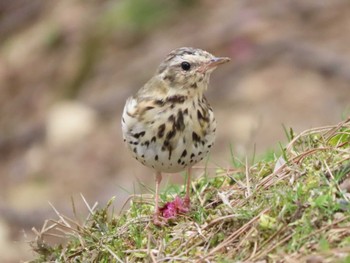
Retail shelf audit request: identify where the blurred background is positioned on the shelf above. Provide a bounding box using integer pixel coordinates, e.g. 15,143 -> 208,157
1,0 -> 350,261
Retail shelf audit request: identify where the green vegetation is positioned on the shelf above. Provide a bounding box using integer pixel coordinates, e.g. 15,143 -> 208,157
31,118 -> 350,262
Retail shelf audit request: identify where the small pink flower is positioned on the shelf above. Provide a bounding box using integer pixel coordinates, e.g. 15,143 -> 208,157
159,196 -> 189,219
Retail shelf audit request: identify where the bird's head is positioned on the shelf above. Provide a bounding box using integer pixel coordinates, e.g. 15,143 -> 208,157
156,47 -> 230,93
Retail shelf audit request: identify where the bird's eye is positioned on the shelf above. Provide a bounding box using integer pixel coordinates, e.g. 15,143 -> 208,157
181,61 -> 191,71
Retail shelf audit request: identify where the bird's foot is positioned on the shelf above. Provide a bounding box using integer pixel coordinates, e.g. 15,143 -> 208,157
153,213 -> 166,226
183,196 -> 190,209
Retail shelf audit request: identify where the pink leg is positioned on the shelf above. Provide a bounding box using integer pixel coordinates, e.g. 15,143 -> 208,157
153,171 -> 164,225
184,167 -> 192,208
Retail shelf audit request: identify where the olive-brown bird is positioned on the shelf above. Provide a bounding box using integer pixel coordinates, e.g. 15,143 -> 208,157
122,47 -> 230,225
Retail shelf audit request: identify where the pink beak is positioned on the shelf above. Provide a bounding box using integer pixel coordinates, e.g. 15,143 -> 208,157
197,57 -> 230,73
208,57 -> 231,68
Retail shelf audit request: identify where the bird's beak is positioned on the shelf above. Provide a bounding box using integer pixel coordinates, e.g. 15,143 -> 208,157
197,57 -> 230,73
208,57 -> 231,68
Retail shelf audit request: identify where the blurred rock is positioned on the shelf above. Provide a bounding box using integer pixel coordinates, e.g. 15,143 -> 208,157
25,144 -> 45,175
46,101 -> 97,148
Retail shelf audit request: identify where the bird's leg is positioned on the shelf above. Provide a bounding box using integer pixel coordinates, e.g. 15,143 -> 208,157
153,171 -> 164,225
184,167 -> 192,209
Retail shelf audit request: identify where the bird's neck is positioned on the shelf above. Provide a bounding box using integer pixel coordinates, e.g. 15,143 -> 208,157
138,75 -> 207,102
166,85 -> 205,101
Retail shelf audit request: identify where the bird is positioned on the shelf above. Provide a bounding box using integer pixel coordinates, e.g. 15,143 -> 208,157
121,47 -> 230,225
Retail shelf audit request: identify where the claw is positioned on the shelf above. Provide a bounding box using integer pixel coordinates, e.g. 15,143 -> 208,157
183,196 -> 190,209
153,212 -> 166,226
